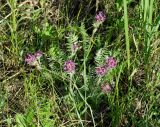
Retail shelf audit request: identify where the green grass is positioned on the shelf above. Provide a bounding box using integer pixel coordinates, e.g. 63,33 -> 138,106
123,0 -> 130,72
0,0 -> 160,126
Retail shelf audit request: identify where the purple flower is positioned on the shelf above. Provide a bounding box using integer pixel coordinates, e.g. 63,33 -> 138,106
95,11 -> 106,22
101,83 -> 111,93
34,51 -> 43,58
95,66 -> 107,76
25,51 -> 43,66
106,57 -> 117,69
64,60 -> 75,73
25,54 -> 36,65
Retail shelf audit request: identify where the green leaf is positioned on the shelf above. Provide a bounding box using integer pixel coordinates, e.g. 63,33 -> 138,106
15,114 -> 27,127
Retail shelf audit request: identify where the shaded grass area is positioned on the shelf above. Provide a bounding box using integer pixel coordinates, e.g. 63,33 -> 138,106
0,0 -> 160,126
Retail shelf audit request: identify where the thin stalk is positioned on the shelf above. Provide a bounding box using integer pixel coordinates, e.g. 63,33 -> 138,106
83,56 -> 87,125
72,82 -> 95,126
146,0 -> 154,54
112,65 -> 123,127
144,0 -> 149,22
147,0 -> 153,54
69,73 -> 84,127
123,0 -> 130,71
8,0 -> 18,55
143,0 -> 154,77
83,45 -> 95,126
83,29 -> 96,126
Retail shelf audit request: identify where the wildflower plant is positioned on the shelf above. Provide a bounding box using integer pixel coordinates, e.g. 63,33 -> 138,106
23,13 -> 119,126
94,47 -> 118,89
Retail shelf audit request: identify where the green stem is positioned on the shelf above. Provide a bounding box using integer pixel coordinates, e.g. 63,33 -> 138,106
143,0 -> 154,78
69,73 -> 84,126
9,0 -> 18,54
72,81 -> 95,126
123,0 -> 130,71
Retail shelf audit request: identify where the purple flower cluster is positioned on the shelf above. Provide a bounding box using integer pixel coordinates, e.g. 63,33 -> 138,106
25,51 -> 43,65
25,54 -> 36,65
96,57 -> 117,76
64,60 -> 75,73
95,11 -> 106,23
106,57 -> 117,69
95,66 -> 106,76
101,82 -> 111,93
